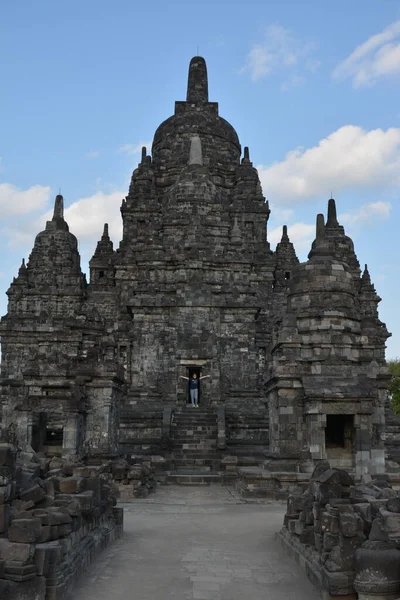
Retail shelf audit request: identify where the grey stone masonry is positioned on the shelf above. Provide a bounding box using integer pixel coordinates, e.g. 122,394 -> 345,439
265,203 -> 391,477
0,56 -> 395,479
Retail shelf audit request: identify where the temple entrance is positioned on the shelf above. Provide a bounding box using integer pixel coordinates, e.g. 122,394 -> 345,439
187,366 -> 202,405
31,411 -> 64,456
325,414 -> 354,467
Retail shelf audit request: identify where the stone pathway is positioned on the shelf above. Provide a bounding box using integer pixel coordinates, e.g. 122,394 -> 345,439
73,485 -> 319,600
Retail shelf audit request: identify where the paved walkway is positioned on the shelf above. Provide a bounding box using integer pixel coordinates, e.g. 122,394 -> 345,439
73,485 -> 319,600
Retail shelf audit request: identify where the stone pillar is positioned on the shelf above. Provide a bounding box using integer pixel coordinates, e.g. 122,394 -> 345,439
16,411 -> 30,448
62,413 -> 80,457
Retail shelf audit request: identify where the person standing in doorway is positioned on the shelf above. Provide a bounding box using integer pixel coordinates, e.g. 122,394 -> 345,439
180,373 -> 210,407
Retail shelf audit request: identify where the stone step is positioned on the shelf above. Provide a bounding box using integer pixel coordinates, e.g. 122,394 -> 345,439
173,427 -> 216,432
175,409 -> 215,412
171,429 -> 217,439
173,441 -> 217,450
171,463 -> 212,472
171,435 -> 217,442
171,457 -> 219,470
171,417 -> 217,427
172,450 -> 221,457
165,472 -> 222,485
172,423 -> 216,427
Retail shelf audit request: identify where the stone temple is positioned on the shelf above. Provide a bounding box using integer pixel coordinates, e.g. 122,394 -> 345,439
0,56 -> 395,485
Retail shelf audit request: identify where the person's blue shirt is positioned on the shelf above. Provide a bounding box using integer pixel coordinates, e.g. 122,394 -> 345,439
190,378 -> 199,390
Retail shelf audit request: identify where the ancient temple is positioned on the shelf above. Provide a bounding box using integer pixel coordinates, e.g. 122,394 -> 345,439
0,57 -> 392,479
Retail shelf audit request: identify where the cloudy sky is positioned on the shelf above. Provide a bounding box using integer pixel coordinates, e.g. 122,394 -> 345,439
1,0 -> 400,356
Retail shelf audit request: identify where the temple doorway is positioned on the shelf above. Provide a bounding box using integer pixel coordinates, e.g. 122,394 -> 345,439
325,414 -> 354,467
187,366 -> 202,405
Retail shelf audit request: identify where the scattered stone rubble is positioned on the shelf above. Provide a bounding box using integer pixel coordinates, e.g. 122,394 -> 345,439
111,456 -> 157,500
0,443 -> 124,600
279,461 -> 400,599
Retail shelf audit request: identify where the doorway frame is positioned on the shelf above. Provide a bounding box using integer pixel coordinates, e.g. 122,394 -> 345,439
187,366 -> 202,405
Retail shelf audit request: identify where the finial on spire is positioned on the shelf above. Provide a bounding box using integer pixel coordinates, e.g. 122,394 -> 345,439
326,198 -> 339,228
18,258 -> 27,276
141,147 -> 147,163
52,194 -> 64,221
242,146 -> 251,164
362,264 -> 372,284
316,213 -> 325,240
102,223 -> 109,240
189,135 -> 203,166
281,225 -> 289,242
186,56 -> 209,103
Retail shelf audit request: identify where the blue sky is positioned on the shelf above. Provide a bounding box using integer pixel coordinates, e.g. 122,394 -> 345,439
1,0 -> 400,356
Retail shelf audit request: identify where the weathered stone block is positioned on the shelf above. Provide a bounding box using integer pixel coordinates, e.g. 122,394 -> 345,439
386,496 -> 400,513
8,518 -> 42,543
19,485 -> 45,505
57,476 -> 86,495
0,539 -> 34,563
0,575 -> 46,600
35,541 -> 62,576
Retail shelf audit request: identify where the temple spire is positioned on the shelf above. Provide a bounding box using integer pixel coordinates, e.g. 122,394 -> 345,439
326,198 -> 339,228
102,223 -> 110,240
362,264 -> 372,286
242,146 -> 252,165
18,258 -> 27,277
189,135 -> 203,165
316,213 -> 325,240
186,56 -> 209,103
281,225 -> 289,242
52,194 -> 64,221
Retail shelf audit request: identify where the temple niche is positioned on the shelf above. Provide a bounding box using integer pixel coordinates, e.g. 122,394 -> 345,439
0,57 -> 393,484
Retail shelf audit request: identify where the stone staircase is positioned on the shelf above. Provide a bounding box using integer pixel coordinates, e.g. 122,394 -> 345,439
167,406 -> 222,484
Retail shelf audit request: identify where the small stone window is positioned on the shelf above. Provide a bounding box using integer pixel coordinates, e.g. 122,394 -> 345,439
285,271 -> 291,280
99,270 -> 105,278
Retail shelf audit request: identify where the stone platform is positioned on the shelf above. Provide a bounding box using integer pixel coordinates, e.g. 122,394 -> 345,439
235,467 -> 311,499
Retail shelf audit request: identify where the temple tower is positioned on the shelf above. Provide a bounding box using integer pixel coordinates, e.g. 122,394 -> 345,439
0,58 -> 391,472
115,56 -> 273,418
265,200 -> 390,476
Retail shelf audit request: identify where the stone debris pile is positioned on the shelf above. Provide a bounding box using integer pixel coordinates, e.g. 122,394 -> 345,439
111,456 -> 157,499
279,460 -> 400,599
0,443 -> 123,600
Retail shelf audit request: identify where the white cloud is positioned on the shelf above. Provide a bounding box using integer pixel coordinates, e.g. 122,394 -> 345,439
117,141 -> 152,155
333,20 -> 400,87
269,222 -> 315,254
64,191 -> 123,244
244,45 -> 273,81
258,125 -> 400,204
242,24 -> 319,83
305,58 -> 321,72
85,150 -> 100,159
270,207 -> 295,223
268,201 -> 391,257
339,201 -> 392,225
280,74 -> 305,92
0,183 -> 50,215
5,190 -> 124,268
